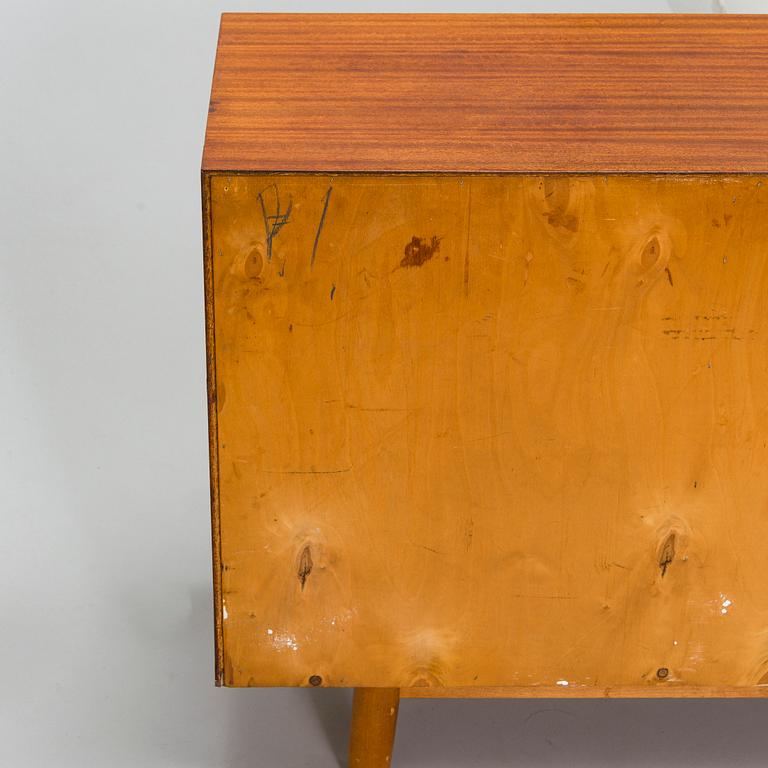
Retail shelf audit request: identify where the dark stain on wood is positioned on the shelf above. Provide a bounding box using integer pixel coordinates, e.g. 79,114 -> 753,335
543,177 -> 578,232
544,209 -> 578,232
665,266 -> 674,286
298,545 -> 314,590
401,236 -> 441,268
659,533 -> 676,578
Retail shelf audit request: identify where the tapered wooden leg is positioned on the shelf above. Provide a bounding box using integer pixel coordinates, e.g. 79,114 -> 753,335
348,687 -> 400,767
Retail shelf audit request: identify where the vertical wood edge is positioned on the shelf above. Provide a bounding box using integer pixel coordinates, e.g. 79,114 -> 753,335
202,170 -> 224,686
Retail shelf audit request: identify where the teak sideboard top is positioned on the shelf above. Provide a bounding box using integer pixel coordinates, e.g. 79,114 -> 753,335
203,14 -> 768,699
203,13 -> 768,173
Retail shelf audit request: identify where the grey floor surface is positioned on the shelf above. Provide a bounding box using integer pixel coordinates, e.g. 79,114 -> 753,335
1,1 -> 767,765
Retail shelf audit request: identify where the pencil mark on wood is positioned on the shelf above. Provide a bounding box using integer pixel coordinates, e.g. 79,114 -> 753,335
661,314 -> 746,340
257,184 -> 292,263
401,236 -> 441,268
311,186 -> 333,267
464,180 -> 472,294
298,545 -> 314,590
261,467 -> 352,474
659,533 -> 676,578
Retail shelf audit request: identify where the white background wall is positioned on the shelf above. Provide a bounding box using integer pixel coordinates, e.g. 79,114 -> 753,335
1,2 -> 767,766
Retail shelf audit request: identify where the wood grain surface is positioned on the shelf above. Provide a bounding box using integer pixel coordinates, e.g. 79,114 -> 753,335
205,172 -> 768,693
202,14 -> 768,174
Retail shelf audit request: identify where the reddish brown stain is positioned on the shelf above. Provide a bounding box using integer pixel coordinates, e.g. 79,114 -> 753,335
401,236 -> 441,267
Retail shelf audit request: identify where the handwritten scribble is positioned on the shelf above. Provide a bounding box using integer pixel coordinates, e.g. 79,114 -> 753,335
257,184 -> 292,264
311,186 -> 333,268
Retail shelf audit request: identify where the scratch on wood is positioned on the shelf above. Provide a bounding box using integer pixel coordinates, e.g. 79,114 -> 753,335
298,545 -> 314,590
665,266 -> 674,286
311,186 -> 333,267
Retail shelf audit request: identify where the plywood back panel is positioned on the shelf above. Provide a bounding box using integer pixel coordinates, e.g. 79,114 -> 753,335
207,173 -> 768,692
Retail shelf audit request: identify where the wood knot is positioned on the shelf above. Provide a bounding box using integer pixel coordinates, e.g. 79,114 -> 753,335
641,236 -> 661,268
243,246 -> 264,280
297,545 -> 314,590
658,532 -> 676,578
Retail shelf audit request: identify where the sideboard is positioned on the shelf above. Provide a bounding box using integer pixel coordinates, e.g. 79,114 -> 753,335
202,14 -> 768,765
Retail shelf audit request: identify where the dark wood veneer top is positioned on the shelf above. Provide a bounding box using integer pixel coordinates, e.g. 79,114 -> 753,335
203,14 -> 768,173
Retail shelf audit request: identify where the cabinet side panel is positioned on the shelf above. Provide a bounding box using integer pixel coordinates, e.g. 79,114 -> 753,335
202,171 -> 224,685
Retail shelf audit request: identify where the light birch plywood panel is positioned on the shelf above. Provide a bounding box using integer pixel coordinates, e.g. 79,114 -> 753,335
206,173 -> 768,693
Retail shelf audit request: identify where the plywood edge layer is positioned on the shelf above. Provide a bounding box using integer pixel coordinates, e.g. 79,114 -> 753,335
402,686 -> 768,699
201,169 -> 768,177
202,170 -> 224,686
